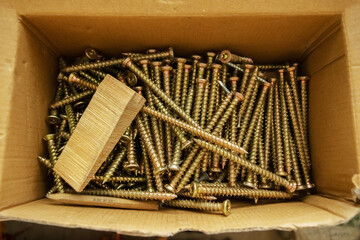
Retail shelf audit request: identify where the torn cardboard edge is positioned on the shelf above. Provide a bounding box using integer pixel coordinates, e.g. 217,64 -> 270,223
53,75 -> 145,192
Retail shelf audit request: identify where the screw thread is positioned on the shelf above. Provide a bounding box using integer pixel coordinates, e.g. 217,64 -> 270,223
62,58 -> 125,73
79,189 -> 177,201
205,92 -> 234,132
154,173 -> 164,192
102,147 -> 127,183
192,183 -> 292,199
174,60 -> 185,106
164,199 -> 230,216
78,71 -> 100,84
169,141 -> 182,171
50,90 -> 93,109
141,107 -> 247,154
178,192 -> 217,201
140,139 -> 155,192
124,59 -> 199,127
68,74 -> 98,91
208,67 -> 221,120
38,156 -> 53,168
135,116 -> 165,175
181,66 -> 191,109
238,67 -> 259,119
93,175 -> 146,183
256,65 -> 289,70
200,81 -> 210,128
274,83 -> 286,176
192,79 -> 206,123
131,48 -> 174,62
53,172 -> 64,193
194,139 -> 296,192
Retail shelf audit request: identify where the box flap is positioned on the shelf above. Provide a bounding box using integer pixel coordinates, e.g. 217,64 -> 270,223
0,197 -> 358,237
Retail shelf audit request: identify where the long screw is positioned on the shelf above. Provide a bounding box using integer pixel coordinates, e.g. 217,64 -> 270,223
164,199 -> 231,216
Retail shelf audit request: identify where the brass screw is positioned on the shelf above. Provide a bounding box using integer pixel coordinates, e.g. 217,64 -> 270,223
185,56 -> 202,115
140,139 -> 155,192
62,58 -> 126,73
78,71 -> 100,85
68,73 -> 98,90
90,69 -> 107,80
169,142 -> 182,171
139,59 -> 150,78
93,175 -> 146,183
43,134 -> 58,166
102,146 -> 127,183
131,47 -> 174,62
200,80 -> 210,128
151,61 -> 162,87
79,189 -> 177,201
284,82 -> 314,189
194,139 -> 296,192
53,172 -> 65,193
278,70 -> 293,178
85,48 -> 103,60
50,90 -> 93,109
46,82 -> 63,125
197,62 -> 207,79
147,49 -> 158,54
123,58 -> 199,128
135,115 -> 166,175
124,132 -> 140,172
190,182 -> 292,199
181,64 -> 192,109
178,191 -> 217,201
218,50 -> 253,64
229,76 -> 239,92
239,64 -> 253,94
237,66 -> 259,127
164,199 -> 231,216
174,58 -> 186,106
56,114 -> 67,148
207,64 -> 222,120
141,106 -> 247,154
256,64 -> 290,70
38,156 -> 53,169
161,65 -> 173,97
192,78 -> 207,124
126,72 -> 138,87
289,133 -> 305,190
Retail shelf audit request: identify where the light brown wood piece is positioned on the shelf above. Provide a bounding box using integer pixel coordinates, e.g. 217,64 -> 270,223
54,75 -> 146,192
47,193 -> 159,210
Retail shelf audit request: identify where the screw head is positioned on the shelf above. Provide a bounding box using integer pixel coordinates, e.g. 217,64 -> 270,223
168,47 -> 174,59
234,92 -> 244,101
296,184 -> 306,191
154,166 -> 167,175
43,134 -> 56,141
270,78 -> 277,85
244,64 -> 254,70
288,181 -> 297,193
259,183 -> 272,189
276,171 -> 287,177
243,180 -> 256,188
133,86 -> 143,95
161,65 -> 172,73
222,199 -> 231,216
207,52 -> 216,57
168,163 -> 181,171
184,64 -> 192,71
211,166 -> 221,173
139,59 -> 149,65
60,114 -> 67,120
152,61 -> 162,67
122,58 -> 132,67
126,72 -> 138,87
74,101 -> 86,109
46,115 -> 61,125
85,48 -> 103,60
192,55 -> 202,61
218,50 -> 232,64
212,63 -> 222,70
229,76 -> 239,82
306,182 -> 315,189
176,58 -> 186,64
190,182 -> 198,197
298,76 -> 310,82
197,62 -> 207,69
124,163 -> 140,172
181,140 -> 193,150
287,66 -> 296,72
197,78 -> 207,85
147,49 -> 158,54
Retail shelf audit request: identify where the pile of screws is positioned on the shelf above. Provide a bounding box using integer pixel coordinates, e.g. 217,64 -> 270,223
39,47 -> 313,216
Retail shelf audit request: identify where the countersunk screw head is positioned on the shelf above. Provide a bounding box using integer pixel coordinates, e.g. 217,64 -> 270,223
46,114 -> 61,125
147,49 -> 158,54
212,63 -> 222,70
133,86 -> 143,95
168,47 -> 175,59
218,50 -> 232,64
43,133 -> 56,141
197,62 -> 207,69
176,57 -> 187,64
298,76 -> 310,81
270,77 -> 277,85
85,48 -> 103,60
184,64 -> 192,71
192,55 -> 202,61
164,184 -> 175,193
126,72 -> 138,87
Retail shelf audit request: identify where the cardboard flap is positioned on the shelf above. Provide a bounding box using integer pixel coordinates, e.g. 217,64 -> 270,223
0,197 -> 357,237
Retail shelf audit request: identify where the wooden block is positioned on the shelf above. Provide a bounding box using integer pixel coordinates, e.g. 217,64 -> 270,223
54,75 -> 145,192
47,193 -> 159,210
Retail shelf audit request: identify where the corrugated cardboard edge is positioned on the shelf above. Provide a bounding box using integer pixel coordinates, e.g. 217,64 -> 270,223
344,3 -> 360,185
0,196 -> 358,237
0,6 -> 19,210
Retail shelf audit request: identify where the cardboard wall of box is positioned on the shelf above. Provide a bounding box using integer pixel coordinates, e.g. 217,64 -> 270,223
0,0 -> 359,236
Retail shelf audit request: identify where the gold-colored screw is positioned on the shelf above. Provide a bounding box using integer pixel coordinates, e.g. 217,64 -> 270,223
102,146 -> 127,183
164,199 -> 231,216
151,61 -> 162,87
190,182 -> 292,199
218,50 -> 253,64
273,81 -> 287,176
49,90 -> 93,109
140,139 -> 155,192
194,139 -> 296,192
123,58 -> 199,128
239,64 -> 254,94
93,175 -> 146,183
169,142 -> 182,171
43,134 -> 58,166
46,82 -> 63,125
178,191 -> 217,201
53,172 -> 65,193
161,65 -> 173,97
79,189 -> 177,201
192,78 -> 207,124
181,64 -> 192,109
185,56 -> 202,115
174,58 -> 186,106
256,64 -> 290,70
208,64 -> 222,120
284,82 -> 314,189
78,71 -> 101,85
289,133 -> 305,190
237,66 -> 259,127
124,132 -> 140,172
135,115 -> 166,175
37,156 -> 53,169
141,106 -> 247,154
68,73 -> 98,90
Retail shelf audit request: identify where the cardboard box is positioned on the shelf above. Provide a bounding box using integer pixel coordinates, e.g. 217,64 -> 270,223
0,0 -> 359,236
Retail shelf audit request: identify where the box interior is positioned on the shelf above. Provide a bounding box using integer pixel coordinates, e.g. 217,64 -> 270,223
0,11 -> 359,236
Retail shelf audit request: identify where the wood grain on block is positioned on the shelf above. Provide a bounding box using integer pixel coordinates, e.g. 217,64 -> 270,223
47,193 -> 159,210
54,75 -> 145,192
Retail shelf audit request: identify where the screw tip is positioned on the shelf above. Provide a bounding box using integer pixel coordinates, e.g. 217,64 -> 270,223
168,47 -> 174,59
